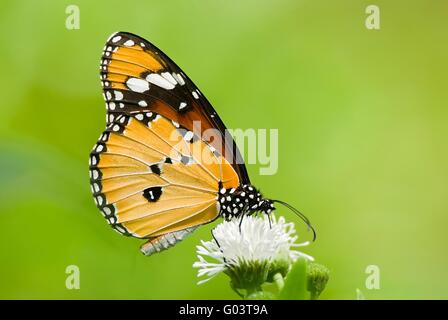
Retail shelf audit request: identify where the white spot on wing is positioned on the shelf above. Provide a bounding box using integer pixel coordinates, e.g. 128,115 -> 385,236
114,91 -> 123,100
161,72 -> 178,85
146,73 -> 175,90
123,40 -> 134,47
107,32 -> 119,42
111,35 -> 122,43
126,77 -> 149,93
172,73 -> 185,85
115,225 -> 126,233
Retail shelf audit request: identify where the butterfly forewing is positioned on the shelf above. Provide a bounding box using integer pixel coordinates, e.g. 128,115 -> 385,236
100,31 -> 250,184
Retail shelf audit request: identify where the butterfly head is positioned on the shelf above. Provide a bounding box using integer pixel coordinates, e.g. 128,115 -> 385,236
218,185 -> 316,241
218,184 -> 316,241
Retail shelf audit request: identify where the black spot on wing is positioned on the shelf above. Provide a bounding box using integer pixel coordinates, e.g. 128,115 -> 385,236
150,164 -> 161,175
143,187 -> 162,202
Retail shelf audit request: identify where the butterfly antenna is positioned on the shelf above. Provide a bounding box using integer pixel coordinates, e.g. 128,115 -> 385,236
271,199 -> 317,242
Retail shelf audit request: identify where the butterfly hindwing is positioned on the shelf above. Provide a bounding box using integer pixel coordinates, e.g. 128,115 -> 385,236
89,111 -> 239,238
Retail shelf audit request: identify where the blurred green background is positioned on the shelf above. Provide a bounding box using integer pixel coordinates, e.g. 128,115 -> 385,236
1,0 -> 447,299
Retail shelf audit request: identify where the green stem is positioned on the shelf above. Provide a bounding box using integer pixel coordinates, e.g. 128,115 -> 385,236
230,281 -> 244,299
245,288 -> 259,299
310,291 -> 319,300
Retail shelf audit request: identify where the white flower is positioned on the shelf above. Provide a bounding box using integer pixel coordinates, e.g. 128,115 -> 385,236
193,215 -> 313,286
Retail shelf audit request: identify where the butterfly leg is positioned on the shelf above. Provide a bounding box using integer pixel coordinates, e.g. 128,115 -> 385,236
211,227 -> 230,265
238,213 -> 245,233
267,213 -> 272,229
211,227 -> 221,248
237,203 -> 251,233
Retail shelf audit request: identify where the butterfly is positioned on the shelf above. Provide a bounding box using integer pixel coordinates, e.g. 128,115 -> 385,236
89,32 -> 315,256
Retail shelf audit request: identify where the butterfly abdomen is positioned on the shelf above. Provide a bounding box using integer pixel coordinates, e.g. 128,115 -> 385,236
140,227 -> 198,256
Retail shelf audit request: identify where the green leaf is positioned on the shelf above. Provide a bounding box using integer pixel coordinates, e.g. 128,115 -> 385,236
278,257 -> 308,300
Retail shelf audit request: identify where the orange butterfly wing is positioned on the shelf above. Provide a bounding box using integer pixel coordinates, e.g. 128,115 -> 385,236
100,32 -> 250,184
90,112 -> 239,238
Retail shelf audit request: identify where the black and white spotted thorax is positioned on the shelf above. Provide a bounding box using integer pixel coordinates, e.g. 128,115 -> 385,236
218,184 -> 275,220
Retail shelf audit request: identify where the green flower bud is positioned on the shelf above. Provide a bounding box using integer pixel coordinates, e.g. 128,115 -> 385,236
307,262 -> 330,300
